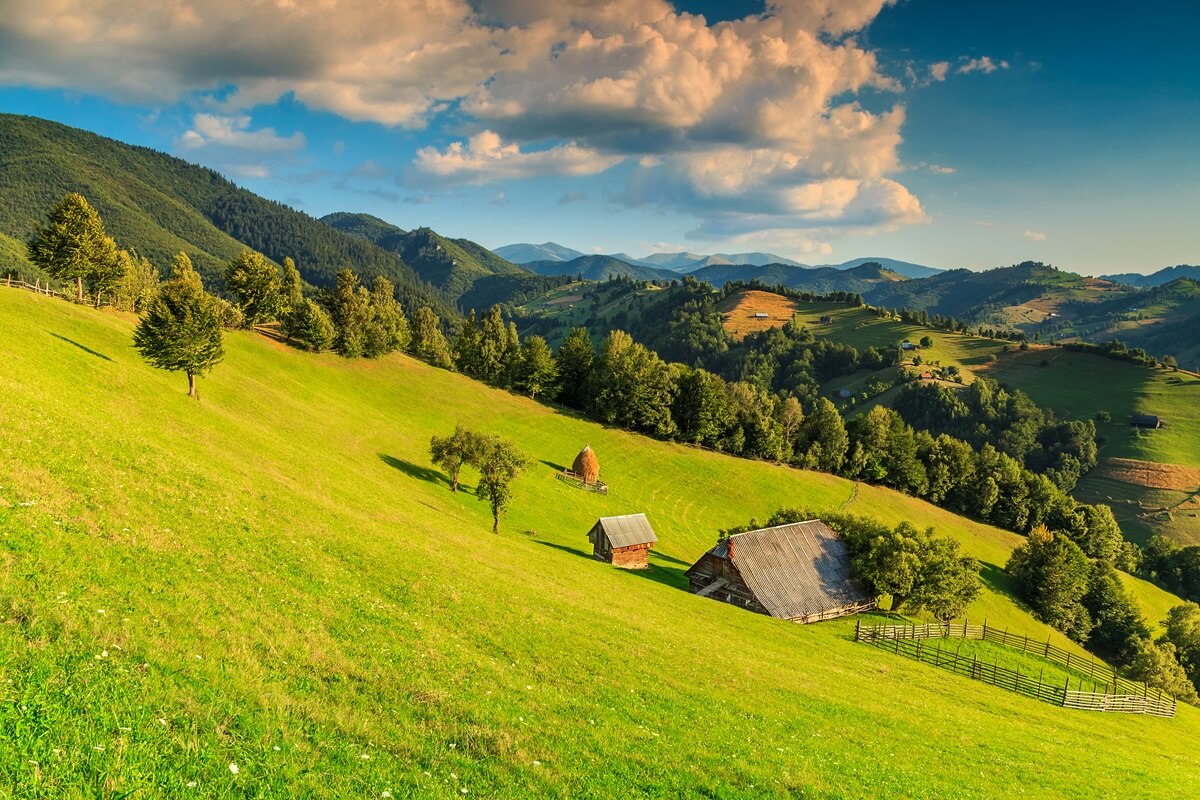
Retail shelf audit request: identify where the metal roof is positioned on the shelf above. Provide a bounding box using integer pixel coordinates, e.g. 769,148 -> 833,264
695,520 -> 872,620
591,513 -> 657,548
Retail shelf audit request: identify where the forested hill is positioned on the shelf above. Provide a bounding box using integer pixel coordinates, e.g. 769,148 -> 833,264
321,212 -> 533,302
0,114 -> 457,318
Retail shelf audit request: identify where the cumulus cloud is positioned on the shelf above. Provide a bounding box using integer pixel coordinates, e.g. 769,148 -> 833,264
0,0 -> 931,242
180,114 -> 305,152
958,56 -> 1009,75
1024,230 -> 1047,241
412,131 -> 621,184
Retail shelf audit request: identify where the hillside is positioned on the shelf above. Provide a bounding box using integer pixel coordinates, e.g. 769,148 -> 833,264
3,287 -> 1197,797
494,242 -> 586,264
523,254 -> 678,282
691,261 -> 905,295
0,114 -> 456,318
1105,265 -> 1200,288
819,256 -> 942,279
322,212 -> 533,303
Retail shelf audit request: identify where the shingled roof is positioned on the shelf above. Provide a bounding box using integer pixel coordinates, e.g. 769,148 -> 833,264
591,513 -> 657,549
690,520 -> 872,621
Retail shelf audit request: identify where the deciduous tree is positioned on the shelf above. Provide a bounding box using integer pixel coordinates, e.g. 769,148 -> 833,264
27,192 -> 111,302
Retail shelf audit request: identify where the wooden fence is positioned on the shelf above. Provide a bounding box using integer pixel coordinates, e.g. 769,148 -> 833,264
4,274 -> 66,298
856,620 -> 1176,718
556,470 -> 608,494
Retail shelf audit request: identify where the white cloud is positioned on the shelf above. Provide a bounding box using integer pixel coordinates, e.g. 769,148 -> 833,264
958,56 -> 1009,75
0,0 -> 930,242
181,114 -> 305,152
412,131 -> 621,184
223,163 -> 271,179
1024,230 -> 1047,241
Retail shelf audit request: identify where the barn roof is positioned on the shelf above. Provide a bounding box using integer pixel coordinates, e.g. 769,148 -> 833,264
1131,414 -> 1162,426
592,513 -> 657,548
690,520 -> 872,620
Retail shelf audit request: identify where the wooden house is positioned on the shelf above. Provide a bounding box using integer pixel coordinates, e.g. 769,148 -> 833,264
685,520 -> 875,623
587,513 -> 657,569
1131,414 -> 1163,429
754,312 -> 770,319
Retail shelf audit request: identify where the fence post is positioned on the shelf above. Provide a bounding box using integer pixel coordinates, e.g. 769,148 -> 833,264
1045,636 -> 1051,659
1063,677 -> 1069,706
856,618 -> 860,641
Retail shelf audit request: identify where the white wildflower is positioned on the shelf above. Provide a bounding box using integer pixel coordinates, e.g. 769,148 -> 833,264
229,763 -> 239,775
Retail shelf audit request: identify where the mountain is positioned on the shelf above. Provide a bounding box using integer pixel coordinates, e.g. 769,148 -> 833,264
1104,265 -> 1200,287
494,241 -> 586,263
638,251 -> 712,270
523,254 -> 679,282
0,114 -> 457,318
820,257 -> 942,279
322,212 -> 530,300
639,250 -> 809,271
689,261 -> 904,295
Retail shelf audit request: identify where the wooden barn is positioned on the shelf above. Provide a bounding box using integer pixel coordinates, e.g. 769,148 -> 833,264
1131,414 -> 1164,429
685,520 -> 875,623
587,513 -> 657,569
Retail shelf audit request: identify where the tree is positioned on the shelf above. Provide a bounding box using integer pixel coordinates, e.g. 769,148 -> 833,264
590,330 -> 677,438
132,254 -> 224,398
27,192 -> 112,301
411,306 -> 454,368
1005,525 -> 1093,641
473,435 -> 529,533
112,251 -> 160,313
363,276 -> 411,357
514,335 -> 559,399
907,537 -> 982,622
1127,640 -> 1199,703
555,327 -> 594,409
919,335 -> 934,348
1083,561 -> 1149,664
279,256 -> 305,342
290,299 -> 335,352
85,236 -> 123,307
799,398 -> 849,473
328,269 -> 371,357
224,250 -> 282,325
429,426 -> 485,492
672,368 -> 734,449
1161,603 -> 1200,688
853,522 -> 929,611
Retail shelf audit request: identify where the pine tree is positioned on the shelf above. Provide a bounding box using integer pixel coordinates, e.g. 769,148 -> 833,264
133,254 -> 224,398
27,193 -> 112,301
225,250 -> 282,325
411,306 -> 454,368
555,327 -> 594,408
514,335 -> 558,399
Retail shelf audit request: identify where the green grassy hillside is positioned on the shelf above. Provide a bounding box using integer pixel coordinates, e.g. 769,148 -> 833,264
2,288 -> 1198,798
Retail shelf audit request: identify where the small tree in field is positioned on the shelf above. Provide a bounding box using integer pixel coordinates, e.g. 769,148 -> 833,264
906,537 -> 981,622
133,253 -> 224,398
853,522 -> 929,611
27,193 -> 112,301
429,426 -> 484,492
474,435 -> 529,533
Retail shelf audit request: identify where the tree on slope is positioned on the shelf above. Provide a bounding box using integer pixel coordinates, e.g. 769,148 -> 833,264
474,435 -> 529,533
429,426 -> 484,493
1006,524 -> 1093,642
133,253 -> 224,399
27,192 -> 113,302
907,537 -> 982,623
225,250 -> 282,325
513,335 -> 558,399
411,306 -> 454,368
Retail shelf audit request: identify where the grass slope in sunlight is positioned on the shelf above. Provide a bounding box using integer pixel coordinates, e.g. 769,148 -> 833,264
1,288 -> 1198,799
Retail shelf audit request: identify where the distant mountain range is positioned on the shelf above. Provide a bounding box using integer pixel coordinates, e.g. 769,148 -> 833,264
495,241 -> 941,278
1103,265 -> 1200,287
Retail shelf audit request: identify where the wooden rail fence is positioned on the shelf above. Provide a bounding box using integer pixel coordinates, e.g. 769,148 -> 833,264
856,620 -> 1176,718
4,274 -> 66,298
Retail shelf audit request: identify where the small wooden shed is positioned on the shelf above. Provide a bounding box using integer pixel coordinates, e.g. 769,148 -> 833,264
685,520 -> 875,623
1131,414 -> 1163,429
587,513 -> 657,569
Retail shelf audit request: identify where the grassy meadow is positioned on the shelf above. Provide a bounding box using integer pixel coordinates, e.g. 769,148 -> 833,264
2,288 -> 1199,798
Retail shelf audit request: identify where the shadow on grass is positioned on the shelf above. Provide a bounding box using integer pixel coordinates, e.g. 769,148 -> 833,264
648,550 -> 692,567
539,459 -> 568,473
533,539 -> 690,590
378,453 -> 475,495
47,332 -> 113,362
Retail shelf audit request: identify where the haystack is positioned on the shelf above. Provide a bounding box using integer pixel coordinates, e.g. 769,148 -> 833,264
573,445 -> 600,485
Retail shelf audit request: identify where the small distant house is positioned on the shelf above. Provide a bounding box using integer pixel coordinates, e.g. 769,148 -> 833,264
685,520 -> 875,623
838,388 -> 852,399
1131,414 -> 1163,430
900,341 -> 915,351
587,513 -> 657,569
754,312 -> 770,319
919,372 -> 933,380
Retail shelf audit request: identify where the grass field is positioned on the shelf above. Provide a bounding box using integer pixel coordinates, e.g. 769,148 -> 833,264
2,288 -> 1199,798
717,290 -> 799,340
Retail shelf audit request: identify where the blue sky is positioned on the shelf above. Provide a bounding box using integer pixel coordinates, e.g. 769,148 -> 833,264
0,0 -> 1195,274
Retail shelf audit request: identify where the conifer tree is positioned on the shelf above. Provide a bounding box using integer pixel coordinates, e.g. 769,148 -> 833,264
225,250 -> 282,325
514,335 -> 558,399
411,306 -> 454,368
555,327 -> 594,409
133,253 -> 224,399
27,193 -> 112,301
